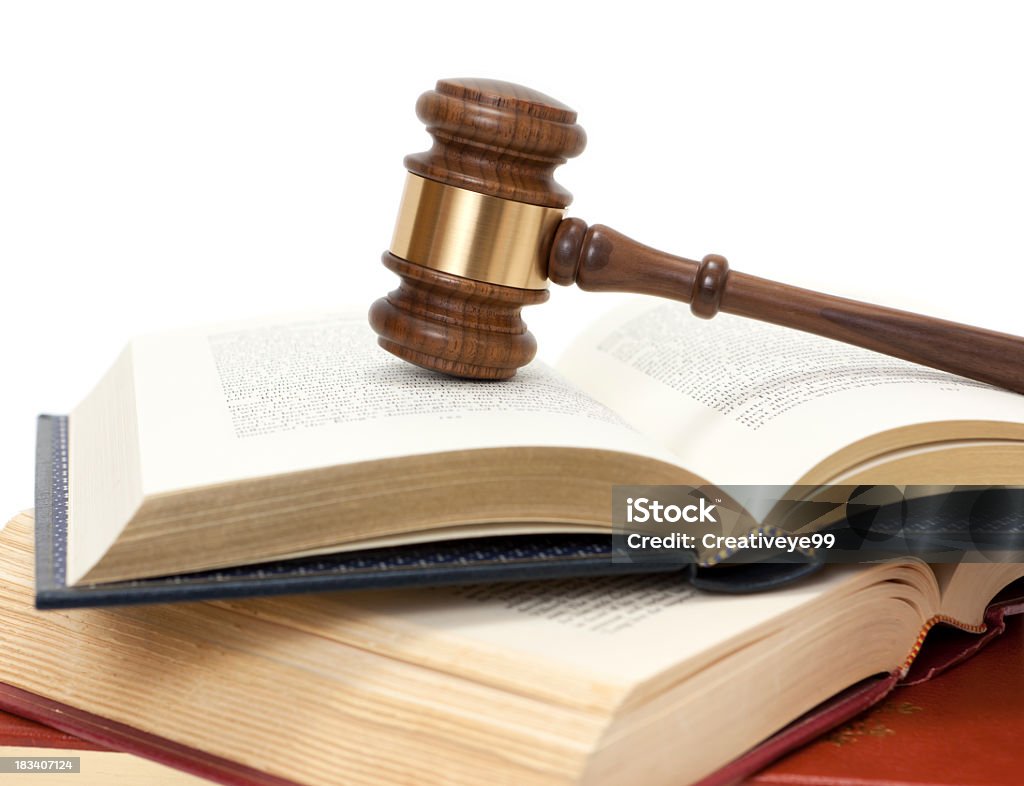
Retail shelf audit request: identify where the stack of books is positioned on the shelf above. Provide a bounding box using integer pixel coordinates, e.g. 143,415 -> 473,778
2,301 -> 1022,785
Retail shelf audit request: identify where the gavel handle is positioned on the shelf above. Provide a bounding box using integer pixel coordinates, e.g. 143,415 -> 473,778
549,220 -> 1024,395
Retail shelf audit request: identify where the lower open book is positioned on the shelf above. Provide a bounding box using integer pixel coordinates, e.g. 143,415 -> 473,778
2,511 -> 1023,786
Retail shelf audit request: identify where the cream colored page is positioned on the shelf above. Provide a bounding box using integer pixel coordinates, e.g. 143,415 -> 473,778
130,309 -> 679,496
335,565 -> 868,684
557,301 -> 1024,485
67,349 -> 143,587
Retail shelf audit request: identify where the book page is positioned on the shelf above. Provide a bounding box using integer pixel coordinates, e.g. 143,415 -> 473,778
299,564 -> 877,687
932,562 -> 1024,626
128,309 -> 680,496
556,301 -> 1024,484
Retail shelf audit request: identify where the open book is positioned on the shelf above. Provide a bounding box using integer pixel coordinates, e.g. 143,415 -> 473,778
1,512 -> 1022,786
62,301 -> 1024,588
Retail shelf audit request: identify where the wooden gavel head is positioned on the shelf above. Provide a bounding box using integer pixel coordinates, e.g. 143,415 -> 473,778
368,78 -> 587,380
370,79 -> 1024,393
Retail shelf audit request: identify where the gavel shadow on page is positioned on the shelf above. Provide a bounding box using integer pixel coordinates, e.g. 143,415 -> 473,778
369,78 -> 1024,391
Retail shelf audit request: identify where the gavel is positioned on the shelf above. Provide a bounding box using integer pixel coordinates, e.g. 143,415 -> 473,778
369,78 -> 1024,392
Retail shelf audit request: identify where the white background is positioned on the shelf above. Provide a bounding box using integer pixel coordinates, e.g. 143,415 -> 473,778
1,1 -> 1022,518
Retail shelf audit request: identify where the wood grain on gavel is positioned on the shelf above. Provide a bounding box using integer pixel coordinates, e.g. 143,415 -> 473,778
370,78 -> 1024,392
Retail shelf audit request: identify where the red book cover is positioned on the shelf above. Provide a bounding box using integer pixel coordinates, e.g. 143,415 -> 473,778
742,612 -> 1024,786
0,708 -> 102,751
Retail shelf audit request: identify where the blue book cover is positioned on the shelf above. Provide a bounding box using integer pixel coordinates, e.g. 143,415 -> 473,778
33,415 -> 819,609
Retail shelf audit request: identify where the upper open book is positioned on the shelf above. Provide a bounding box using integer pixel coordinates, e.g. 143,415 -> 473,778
61,300 -> 1024,588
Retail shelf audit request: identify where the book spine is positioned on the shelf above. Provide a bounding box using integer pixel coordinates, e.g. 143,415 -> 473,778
898,614 -> 987,677
902,596 -> 1024,685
